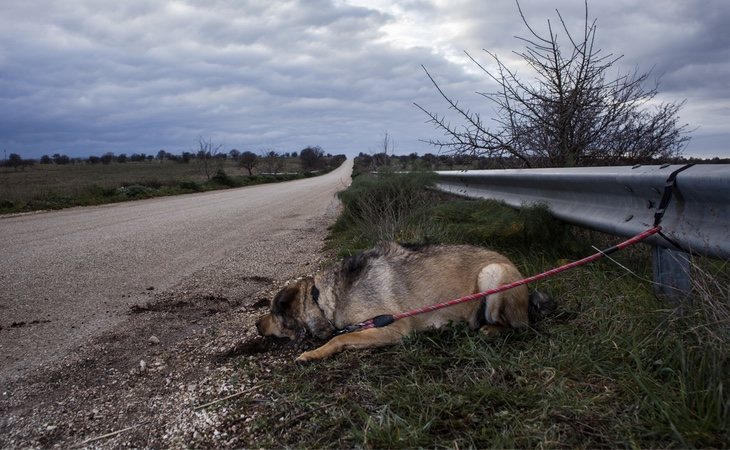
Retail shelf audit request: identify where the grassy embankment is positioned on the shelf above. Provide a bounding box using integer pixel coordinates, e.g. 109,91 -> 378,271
233,171 -> 728,448
0,158 -> 336,214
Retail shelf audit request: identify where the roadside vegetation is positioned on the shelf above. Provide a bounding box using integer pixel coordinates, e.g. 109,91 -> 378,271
0,147 -> 345,214
229,167 -> 728,448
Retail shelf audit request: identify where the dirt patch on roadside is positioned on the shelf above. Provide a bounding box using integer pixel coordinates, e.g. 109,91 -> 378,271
0,209 -> 340,448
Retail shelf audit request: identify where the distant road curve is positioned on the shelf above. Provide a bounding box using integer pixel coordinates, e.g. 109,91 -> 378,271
0,159 -> 353,381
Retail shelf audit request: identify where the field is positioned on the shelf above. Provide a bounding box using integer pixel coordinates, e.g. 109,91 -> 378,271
0,157 -> 323,214
228,171 -> 729,448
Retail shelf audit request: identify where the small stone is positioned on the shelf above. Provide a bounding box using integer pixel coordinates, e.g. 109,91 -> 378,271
149,335 -> 160,345
139,360 -> 147,372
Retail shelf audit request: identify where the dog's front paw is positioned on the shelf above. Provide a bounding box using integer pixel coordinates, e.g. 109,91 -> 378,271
295,350 -> 318,363
295,346 -> 333,362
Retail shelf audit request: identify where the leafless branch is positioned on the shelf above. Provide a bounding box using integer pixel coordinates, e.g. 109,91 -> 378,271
418,0 -> 690,167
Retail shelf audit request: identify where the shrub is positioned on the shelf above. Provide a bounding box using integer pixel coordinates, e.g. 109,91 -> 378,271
178,180 -> 203,192
429,199 -> 568,254
142,179 -> 163,189
119,184 -> 152,198
332,172 -> 437,250
86,184 -> 119,198
210,169 -> 238,187
0,199 -> 15,211
330,171 -> 568,257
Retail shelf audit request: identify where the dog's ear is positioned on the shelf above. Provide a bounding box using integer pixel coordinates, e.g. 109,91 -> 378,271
272,285 -> 300,315
341,249 -> 376,281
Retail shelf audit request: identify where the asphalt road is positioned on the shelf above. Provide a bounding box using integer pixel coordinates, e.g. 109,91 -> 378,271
0,159 -> 352,382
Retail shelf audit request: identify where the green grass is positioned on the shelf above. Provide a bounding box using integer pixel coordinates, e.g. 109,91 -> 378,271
0,158 -> 335,214
226,170 -> 729,448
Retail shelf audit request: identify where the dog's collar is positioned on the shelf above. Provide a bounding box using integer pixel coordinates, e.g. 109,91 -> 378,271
310,282 -> 399,336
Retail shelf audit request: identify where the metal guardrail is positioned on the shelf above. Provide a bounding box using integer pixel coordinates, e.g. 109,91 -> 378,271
434,163 -> 729,301
434,164 -> 730,260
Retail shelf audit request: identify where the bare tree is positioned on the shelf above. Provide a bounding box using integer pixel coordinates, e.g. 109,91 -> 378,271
196,137 -> 224,180
372,131 -> 395,171
415,1 -> 691,167
260,150 -> 284,174
299,146 -> 324,171
239,151 -> 258,176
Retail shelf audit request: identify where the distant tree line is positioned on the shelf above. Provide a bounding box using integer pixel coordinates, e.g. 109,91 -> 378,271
2,145 -> 347,175
0,153 -> 35,170
355,151 -> 730,174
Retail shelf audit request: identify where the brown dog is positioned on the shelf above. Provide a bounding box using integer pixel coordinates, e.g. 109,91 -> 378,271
256,242 -> 554,362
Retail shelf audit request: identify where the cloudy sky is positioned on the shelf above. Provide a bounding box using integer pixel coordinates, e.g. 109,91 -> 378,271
1,0 -> 728,159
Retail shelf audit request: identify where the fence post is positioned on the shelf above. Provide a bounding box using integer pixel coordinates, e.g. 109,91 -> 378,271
652,246 -> 692,306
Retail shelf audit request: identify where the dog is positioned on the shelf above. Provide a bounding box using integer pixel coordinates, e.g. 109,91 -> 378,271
256,242 -> 555,362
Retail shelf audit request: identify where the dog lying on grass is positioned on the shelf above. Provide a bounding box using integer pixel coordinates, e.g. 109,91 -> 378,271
256,242 -> 555,362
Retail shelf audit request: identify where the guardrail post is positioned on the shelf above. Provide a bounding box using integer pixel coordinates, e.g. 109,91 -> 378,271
652,246 -> 692,306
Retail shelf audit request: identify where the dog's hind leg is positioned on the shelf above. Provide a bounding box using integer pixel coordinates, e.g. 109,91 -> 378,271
295,322 -> 410,362
477,263 -> 529,333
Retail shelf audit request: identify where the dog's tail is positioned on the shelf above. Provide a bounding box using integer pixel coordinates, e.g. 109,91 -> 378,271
528,291 -> 556,323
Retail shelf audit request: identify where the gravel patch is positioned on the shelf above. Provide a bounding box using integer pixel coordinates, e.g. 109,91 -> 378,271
0,199 -> 342,448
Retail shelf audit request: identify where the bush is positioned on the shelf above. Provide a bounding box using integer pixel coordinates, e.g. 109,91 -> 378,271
119,184 -> 152,198
0,199 -> 15,211
330,171 -> 568,257
210,169 -> 238,187
87,184 -> 119,198
429,199 -> 568,253
178,180 -> 203,192
141,179 -> 163,189
332,172 -> 437,251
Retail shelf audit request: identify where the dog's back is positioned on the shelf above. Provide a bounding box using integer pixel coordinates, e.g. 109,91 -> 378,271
333,242 -> 530,333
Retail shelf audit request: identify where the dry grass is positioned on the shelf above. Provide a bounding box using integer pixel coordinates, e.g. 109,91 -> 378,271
0,159 -> 302,203
0,158 -> 313,213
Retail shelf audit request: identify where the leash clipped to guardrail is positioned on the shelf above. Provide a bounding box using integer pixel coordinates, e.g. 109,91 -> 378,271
337,225 -> 663,334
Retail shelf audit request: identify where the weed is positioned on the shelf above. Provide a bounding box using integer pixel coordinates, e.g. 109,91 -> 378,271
210,169 -> 239,187
119,184 -> 152,198
178,180 -> 203,192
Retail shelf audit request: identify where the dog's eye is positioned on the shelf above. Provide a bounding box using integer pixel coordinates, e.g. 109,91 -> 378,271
311,285 -> 320,303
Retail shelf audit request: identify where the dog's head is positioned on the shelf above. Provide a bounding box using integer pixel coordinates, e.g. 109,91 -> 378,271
255,277 -> 335,340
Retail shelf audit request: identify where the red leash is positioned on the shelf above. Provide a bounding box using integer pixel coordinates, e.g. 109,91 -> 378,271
338,225 -> 662,333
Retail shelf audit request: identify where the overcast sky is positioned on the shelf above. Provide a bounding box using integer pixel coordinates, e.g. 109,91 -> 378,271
1,0 -> 728,159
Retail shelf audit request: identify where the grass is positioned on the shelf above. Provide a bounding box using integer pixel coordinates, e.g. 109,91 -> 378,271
222,170 -> 728,448
0,157 -> 334,214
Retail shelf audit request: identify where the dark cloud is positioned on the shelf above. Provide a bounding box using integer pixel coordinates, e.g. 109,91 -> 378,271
0,0 -> 727,159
